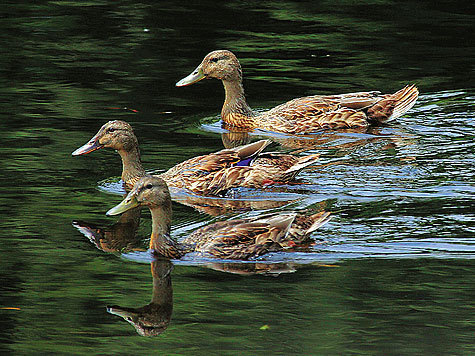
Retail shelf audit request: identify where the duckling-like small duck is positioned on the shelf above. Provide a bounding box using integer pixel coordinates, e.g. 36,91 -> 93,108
107,176 -> 331,260
72,120 -> 320,195
176,50 -> 419,134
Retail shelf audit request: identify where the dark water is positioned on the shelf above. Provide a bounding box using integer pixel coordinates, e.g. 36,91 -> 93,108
1,1 -> 474,354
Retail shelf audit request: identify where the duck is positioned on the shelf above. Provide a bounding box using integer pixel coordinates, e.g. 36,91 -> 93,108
106,175 -> 331,260
72,120 -> 320,195
176,50 -> 419,134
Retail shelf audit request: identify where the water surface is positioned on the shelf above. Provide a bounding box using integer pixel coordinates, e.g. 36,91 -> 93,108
0,1 -> 474,355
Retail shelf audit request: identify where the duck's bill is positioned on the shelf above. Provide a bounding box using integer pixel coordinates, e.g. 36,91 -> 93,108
176,66 -> 205,87
106,306 -> 135,318
72,139 -> 103,156
106,195 -> 139,216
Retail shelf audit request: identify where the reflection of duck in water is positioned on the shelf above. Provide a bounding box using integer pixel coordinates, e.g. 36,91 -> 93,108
107,259 -> 173,337
173,191 -> 299,217
107,176 -> 331,260
204,262 -> 300,275
72,120 -> 320,195
221,126 -> 375,150
220,127 -> 416,171
176,50 -> 419,134
72,206 -> 143,253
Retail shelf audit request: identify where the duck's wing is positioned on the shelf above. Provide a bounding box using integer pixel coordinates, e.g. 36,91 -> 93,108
160,140 -> 270,193
316,91 -> 384,110
186,151 -> 319,194
160,140 -> 316,195
260,94 -> 372,132
185,214 -> 296,259
257,87 -> 418,133
252,152 -> 320,182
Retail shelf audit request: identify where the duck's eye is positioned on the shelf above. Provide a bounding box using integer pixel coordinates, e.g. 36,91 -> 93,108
145,183 -> 153,189
210,57 -> 219,63
107,127 -> 116,133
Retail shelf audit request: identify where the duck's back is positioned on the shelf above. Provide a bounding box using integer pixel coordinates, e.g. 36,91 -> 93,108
253,86 -> 418,133
255,91 -> 382,133
183,214 -> 296,259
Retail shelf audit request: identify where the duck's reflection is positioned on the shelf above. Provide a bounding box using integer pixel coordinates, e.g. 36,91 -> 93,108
221,126 -> 413,152
221,127 -> 252,148
172,191 -> 298,216
72,206 -> 144,253
105,259 -> 311,337
97,176 -> 301,217
107,259 -> 173,337
203,261 -> 299,275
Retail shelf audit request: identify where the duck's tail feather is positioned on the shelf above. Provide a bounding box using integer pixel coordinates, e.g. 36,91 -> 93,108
367,84 -> 419,124
389,84 -> 419,120
285,211 -> 331,245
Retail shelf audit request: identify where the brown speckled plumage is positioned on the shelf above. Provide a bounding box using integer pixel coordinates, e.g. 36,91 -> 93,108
176,50 -> 419,134
73,120 -> 320,195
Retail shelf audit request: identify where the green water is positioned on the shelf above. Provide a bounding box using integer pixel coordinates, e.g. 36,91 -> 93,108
0,1 -> 474,355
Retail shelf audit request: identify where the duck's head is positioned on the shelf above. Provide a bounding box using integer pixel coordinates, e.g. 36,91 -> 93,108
107,176 -> 171,216
106,305 -> 171,337
72,120 -> 138,156
176,50 -> 242,86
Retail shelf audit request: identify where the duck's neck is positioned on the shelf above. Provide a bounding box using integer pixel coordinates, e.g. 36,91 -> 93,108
221,79 -> 256,128
149,205 -> 183,259
117,147 -> 146,184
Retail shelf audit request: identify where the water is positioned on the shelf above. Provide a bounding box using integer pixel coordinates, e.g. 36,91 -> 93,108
1,1 -> 474,354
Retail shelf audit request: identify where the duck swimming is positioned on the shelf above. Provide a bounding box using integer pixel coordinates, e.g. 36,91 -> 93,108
176,50 -> 419,134
107,175 -> 331,260
72,120 -> 320,195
